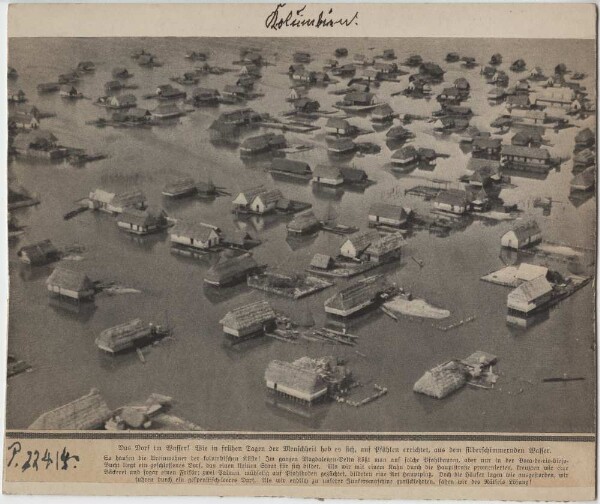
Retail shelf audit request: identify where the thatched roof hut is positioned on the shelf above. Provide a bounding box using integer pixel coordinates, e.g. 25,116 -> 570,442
286,210 -> 320,234
29,389 -> 112,429
413,361 -> 468,399
265,359 -> 329,403
204,253 -> 259,286
220,301 -> 276,337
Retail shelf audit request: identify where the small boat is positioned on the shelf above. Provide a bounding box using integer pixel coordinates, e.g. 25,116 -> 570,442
95,319 -> 170,354
335,48 -> 348,58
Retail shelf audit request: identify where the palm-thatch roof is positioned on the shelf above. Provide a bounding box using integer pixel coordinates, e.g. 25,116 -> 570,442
204,253 -> 258,284
219,301 -> 275,331
287,211 -> 320,233
46,267 -> 94,292
310,253 -> 334,270
325,275 -> 385,312
29,389 -> 112,430
413,361 -> 468,399
366,232 -> 405,256
265,359 -> 328,399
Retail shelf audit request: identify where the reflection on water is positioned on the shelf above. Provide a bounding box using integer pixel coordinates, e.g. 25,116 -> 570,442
6,37 -> 596,433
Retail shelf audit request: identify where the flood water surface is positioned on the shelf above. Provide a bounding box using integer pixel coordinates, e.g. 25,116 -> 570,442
6,37 -> 596,433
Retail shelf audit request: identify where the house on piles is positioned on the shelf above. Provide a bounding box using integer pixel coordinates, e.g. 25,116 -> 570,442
507,276 -> 553,315
433,189 -> 471,215
116,207 -> 169,235
46,267 -> 95,301
204,252 -> 261,287
293,98 -> 320,114
270,158 -> 312,179
18,239 -> 61,266
250,189 -> 284,214
8,112 -> 40,130
364,232 -> 405,263
339,230 -> 380,260
391,146 -> 418,167
232,186 -> 269,212
324,275 -> 386,317
575,128 -> 595,149
312,165 -> 344,186
286,211 -> 321,235
29,389 -> 112,430
88,189 -> 147,214
170,221 -> 221,251
191,88 -> 220,106
500,145 -> 551,172
570,166 -> 595,192
533,87 -> 576,110
368,202 -> 412,228
501,220 -> 542,250
371,104 -> 395,123
12,130 -> 64,159
265,357 -> 351,403
325,118 -> 355,137
471,137 -> 502,160
511,129 -> 543,148
104,94 -> 137,109
220,301 -> 276,339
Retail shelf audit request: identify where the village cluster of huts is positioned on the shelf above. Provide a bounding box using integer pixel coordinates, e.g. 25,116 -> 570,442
7,40 -> 595,421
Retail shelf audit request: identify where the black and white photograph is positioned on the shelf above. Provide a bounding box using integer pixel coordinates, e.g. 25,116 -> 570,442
6,32 -> 596,436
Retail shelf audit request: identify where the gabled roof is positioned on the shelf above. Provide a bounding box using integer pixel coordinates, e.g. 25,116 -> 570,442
571,166 -> 595,189
501,144 -> 550,160
287,211 -> 319,232
575,128 -> 595,145
509,220 -> 541,242
112,189 -> 146,208
340,166 -> 367,182
386,125 -> 412,139
234,185 -> 268,204
509,276 -> 553,302
29,389 -> 112,430
310,253 -> 333,269
271,158 -> 311,174
472,137 -> 502,150
372,103 -> 394,116
366,232 -> 405,256
314,165 -> 343,179
392,145 -> 418,160
118,207 -> 167,227
192,87 -> 220,98
18,239 -> 59,262
220,301 -> 275,331
254,189 -> 283,206
46,266 -> 94,292
326,117 -> 350,130
369,202 -> 408,221
265,360 -> 327,396
343,230 -> 380,254
325,275 -> 385,311
171,221 -> 219,242
435,189 -> 470,207
111,94 -> 136,105
515,263 -> 548,282
204,253 -> 258,283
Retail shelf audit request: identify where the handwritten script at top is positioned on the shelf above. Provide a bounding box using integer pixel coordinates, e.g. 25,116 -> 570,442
265,4 -> 359,31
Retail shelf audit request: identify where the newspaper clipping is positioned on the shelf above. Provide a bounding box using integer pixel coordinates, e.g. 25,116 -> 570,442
3,2 -> 597,499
